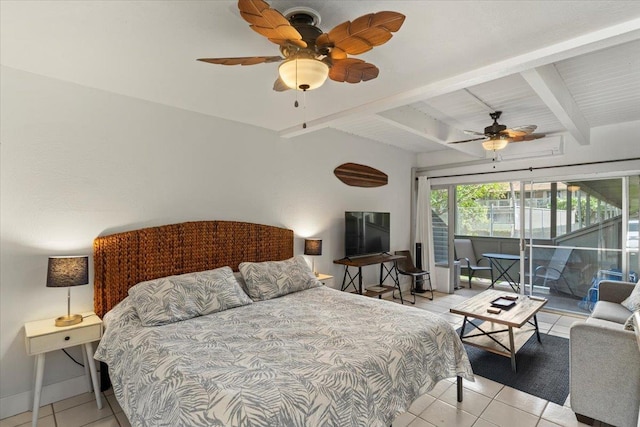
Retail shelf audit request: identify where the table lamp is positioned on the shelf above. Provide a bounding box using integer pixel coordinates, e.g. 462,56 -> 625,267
304,238 -> 322,276
46,255 -> 89,327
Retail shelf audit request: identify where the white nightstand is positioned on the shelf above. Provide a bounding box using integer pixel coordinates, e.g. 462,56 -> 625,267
316,273 -> 333,285
24,312 -> 103,426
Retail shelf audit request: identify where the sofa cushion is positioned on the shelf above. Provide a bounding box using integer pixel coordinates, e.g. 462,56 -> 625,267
591,300 -> 632,324
585,316 -> 626,331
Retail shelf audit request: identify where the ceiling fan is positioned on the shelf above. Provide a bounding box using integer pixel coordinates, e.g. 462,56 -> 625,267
197,0 -> 405,92
448,111 -> 546,151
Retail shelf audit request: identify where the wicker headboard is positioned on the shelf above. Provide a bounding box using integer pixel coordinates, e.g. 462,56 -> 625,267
93,221 -> 294,317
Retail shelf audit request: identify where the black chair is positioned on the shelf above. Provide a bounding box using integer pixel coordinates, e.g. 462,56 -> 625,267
394,250 -> 432,303
453,238 -> 493,288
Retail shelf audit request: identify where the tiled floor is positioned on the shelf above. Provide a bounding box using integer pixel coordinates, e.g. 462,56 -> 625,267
0,388 -> 129,427
3,282 -> 606,427
385,282 -> 609,427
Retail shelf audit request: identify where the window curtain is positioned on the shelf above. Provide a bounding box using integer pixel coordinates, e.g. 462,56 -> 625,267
415,176 -> 436,287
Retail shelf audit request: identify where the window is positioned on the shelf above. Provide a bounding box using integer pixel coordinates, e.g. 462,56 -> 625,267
455,182 -> 514,237
430,188 -> 448,263
454,181 -> 622,240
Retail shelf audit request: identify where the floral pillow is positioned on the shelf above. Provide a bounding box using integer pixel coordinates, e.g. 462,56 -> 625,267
621,281 -> 640,312
239,255 -> 321,301
624,312 -> 637,331
233,271 -> 249,295
128,266 -> 253,326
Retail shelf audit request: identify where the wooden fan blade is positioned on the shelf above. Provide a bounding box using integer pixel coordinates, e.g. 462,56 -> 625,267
329,59 -> 379,83
273,77 -> 290,92
508,133 -> 546,143
448,137 -> 489,144
328,46 -> 348,60
197,56 -> 283,66
237,0 -> 306,48
317,11 -> 405,55
505,125 -> 537,137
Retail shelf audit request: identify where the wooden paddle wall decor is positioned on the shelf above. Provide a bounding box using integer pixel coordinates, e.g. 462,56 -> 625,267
334,163 -> 388,188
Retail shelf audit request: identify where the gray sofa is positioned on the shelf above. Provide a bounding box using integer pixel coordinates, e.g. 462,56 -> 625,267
570,280 -> 640,427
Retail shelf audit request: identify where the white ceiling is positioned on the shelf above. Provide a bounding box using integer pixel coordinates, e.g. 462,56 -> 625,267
2,1 -> 640,157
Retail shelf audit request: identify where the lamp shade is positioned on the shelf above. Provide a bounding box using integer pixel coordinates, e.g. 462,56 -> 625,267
304,239 -> 322,256
46,256 -> 89,288
278,58 -> 329,91
482,136 -> 509,151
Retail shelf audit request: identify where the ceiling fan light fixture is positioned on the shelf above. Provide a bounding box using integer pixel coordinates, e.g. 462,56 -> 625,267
278,58 -> 329,91
482,135 -> 509,151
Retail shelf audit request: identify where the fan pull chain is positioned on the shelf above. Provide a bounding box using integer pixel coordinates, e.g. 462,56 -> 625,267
294,58 -> 299,108
302,89 -> 307,129
292,87 -> 308,129
293,59 -> 300,108
290,57 -> 308,128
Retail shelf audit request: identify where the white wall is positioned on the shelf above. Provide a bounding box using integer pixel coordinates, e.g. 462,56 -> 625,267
0,66 -> 416,418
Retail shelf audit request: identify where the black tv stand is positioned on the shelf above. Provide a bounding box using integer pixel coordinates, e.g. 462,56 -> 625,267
343,252 -> 391,261
333,253 -> 407,304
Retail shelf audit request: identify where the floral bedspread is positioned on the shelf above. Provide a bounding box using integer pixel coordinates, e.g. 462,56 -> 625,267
95,286 -> 473,427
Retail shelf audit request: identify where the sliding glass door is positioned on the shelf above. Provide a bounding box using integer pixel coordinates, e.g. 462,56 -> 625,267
524,177 -> 638,314
626,175 -> 640,283
428,172 -> 638,314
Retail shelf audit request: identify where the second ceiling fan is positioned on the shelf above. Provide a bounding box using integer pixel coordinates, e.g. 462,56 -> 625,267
448,111 -> 546,151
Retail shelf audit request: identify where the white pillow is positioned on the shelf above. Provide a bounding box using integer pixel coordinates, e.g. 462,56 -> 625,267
239,255 -> 321,301
128,266 -> 252,326
621,281 -> 640,312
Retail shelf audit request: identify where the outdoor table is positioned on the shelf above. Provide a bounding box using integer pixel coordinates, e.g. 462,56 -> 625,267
482,253 -> 525,292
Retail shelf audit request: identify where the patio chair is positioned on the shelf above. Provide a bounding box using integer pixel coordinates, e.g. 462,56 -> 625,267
529,247 -> 575,296
453,239 -> 493,288
395,250 -> 432,303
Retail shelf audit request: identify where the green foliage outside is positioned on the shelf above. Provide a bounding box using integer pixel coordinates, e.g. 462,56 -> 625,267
432,183 -> 511,236
432,182 -> 622,239
558,194 -> 605,225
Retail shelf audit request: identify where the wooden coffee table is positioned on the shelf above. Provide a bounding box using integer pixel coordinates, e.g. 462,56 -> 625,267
450,289 -> 547,372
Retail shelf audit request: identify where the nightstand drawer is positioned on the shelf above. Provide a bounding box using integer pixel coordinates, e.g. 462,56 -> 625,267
26,323 -> 102,355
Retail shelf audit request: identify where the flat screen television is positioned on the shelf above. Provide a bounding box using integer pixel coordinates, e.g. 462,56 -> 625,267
345,211 -> 390,258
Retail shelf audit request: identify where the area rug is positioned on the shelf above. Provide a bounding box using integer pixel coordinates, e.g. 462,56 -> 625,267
461,332 -> 570,405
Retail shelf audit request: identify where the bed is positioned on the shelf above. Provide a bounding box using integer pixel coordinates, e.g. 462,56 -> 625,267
93,221 -> 473,427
